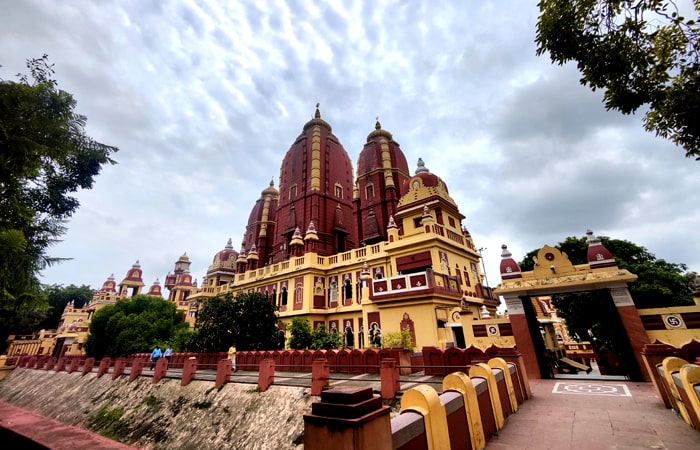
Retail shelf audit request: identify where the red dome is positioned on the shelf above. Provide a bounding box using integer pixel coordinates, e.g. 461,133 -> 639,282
499,245 -> 522,279
586,230 -> 617,268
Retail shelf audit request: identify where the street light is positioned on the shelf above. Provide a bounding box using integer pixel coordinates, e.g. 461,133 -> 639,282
477,247 -> 490,288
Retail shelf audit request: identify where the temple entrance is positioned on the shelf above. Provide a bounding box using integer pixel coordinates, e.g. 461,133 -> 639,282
494,235 -> 651,382
520,289 -> 642,380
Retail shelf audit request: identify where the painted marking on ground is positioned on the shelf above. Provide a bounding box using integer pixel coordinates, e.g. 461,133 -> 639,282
552,382 -> 632,397
400,375 -> 435,391
329,373 -> 371,386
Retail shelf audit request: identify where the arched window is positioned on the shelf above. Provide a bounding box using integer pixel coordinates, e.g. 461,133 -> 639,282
335,183 -> 343,199
366,183 -> 374,200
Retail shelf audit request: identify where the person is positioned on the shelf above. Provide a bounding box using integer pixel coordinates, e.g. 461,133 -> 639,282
163,346 -> 172,363
228,344 -> 237,372
150,345 -> 162,370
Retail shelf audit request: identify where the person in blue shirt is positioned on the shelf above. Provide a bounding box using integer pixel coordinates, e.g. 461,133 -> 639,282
163,346 -> 172,363
150,346 -> 162,370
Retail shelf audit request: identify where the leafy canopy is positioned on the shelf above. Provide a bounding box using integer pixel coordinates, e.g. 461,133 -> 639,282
192,292 -> 280,352
84,295 -> 188,359
287,317 -> 343,350
39,284 -> 94,330
0,55 -> 117,350
536,1 -> 700,159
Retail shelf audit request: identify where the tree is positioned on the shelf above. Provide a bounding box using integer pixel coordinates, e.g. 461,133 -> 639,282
0,55 -> 117,349
84,295 -> 188,359
39,284 -> 94,330
536,1 -> 700,159
192,292 -> 280,352
310,324 -> 343,350
288,317 -> 313,349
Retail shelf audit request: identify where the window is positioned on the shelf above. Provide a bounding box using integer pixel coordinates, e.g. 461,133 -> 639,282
335,184 -> 343,198
366,183 -> 374,200
448,217 -> 456,228
435,208 -> 444,225
290,185 -> 297,200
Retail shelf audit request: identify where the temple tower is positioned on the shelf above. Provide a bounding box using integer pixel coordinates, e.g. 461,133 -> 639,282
354,120 -> 410,245
272,105 -> 357,261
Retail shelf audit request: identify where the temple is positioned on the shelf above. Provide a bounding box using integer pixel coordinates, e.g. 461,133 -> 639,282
185,106 -> 497,349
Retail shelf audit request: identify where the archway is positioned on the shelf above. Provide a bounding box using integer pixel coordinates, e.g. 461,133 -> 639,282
494,236 -> 650,381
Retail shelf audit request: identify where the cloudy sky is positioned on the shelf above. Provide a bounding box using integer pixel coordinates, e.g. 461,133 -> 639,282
2,1 -> 698,296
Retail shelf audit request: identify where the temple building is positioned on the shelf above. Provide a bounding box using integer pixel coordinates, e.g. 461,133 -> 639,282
187,107 -> 497,350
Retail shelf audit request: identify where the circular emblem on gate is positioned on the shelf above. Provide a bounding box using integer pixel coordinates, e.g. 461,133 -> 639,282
452,311 -> 461,321
487,325 -> 498,336
664,314 -> 683,329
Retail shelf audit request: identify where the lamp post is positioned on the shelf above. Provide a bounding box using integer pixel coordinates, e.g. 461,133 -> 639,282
478,247 -> 490,288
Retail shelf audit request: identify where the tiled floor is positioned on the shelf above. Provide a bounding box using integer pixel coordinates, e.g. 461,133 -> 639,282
486,379 -> 700,449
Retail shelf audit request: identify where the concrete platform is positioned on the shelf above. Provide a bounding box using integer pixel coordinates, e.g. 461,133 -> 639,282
487,379 -> 700,449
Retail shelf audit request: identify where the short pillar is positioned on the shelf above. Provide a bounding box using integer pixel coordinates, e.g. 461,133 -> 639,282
68,358 -> 80,374
97,358 -> 111,378
496,346 -> 531,399
380,358 -> 400,399
55,358 -> 67,372
112,358 -> 127,379
44,357 -> 57,371
641,343 -> 680,408
130,359 -> 144,381
304,386 -> 392,450
311,358 -> 329,396
181,357 -> 197,386
400,385 -> 451,450
216,359 -> 232,389
153,357 -> 168,384
258,358 -> 275,392
82,357 -> 95,376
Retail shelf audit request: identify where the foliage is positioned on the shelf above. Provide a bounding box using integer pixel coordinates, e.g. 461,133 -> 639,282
288,316 -> 313,349
382,329 -> 415,351
536,1 -> 700,158
0,55 -> 117,348
192,292 -> 280,352
310,324 -> 343,350
38,283 -> 93,330
520,235 -> 694,308
84,295 -> 188,359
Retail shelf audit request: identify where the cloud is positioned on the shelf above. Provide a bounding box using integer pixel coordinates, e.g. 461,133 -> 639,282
0,0 -> 697,294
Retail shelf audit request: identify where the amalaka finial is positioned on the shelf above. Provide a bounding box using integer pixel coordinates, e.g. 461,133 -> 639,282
314,103 -> 321,118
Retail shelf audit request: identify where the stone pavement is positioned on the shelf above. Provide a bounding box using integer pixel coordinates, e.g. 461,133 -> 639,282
486,379 -> 700,450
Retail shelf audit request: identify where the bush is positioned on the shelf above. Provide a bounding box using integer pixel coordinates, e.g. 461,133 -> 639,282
382,329 -> 415,351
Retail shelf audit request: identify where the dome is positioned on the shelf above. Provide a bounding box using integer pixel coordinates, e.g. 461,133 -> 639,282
499,245 -> 522,279
397,158 -> 458,211
586,230 -> 616,268
212,238 -> 238,264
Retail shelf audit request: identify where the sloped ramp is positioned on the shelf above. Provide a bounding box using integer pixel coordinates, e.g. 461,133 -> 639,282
559,357 -> 591,372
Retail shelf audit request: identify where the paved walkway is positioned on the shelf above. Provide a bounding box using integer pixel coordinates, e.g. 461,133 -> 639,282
486,379 -> 700,450
0,399 -> 133,449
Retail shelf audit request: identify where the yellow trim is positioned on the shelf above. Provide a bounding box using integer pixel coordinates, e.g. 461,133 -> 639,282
443,372 -> 485,450
488,357 -> 518,412
469,363 -> 505,429
400,384 -> 451,450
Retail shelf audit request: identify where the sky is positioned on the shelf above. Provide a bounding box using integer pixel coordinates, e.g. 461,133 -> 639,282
1,1 -> 698,297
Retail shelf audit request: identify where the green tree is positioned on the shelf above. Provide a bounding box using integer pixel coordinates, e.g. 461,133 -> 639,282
0,55 -> 117,349
84,295 -> 188,359
536,1 -> 700,158
310,324 -> 343,350
39,284 -> 94,330
288,317 -> 313,349
193,292 -> 279,352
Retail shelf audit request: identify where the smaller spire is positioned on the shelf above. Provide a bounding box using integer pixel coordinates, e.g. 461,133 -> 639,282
290,227 -> 304,246
422,204 -> 432,218
499,244 -> 523,279
375,116 -> 381,130
387,215 -> 398,229
415,158 -> 429,174
225,238 -> 233,249
304,220 -> 319,241
315,102 -> 321,119
480,305 -> 492,319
